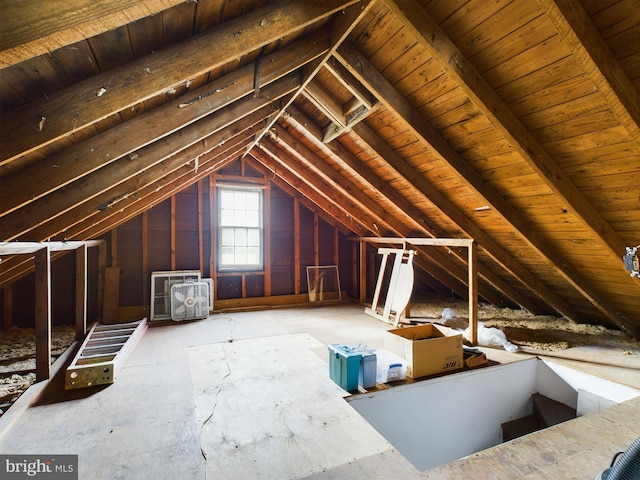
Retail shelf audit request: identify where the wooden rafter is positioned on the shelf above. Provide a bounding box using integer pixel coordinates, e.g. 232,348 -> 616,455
249,148 -> 370,237
244,0 -> 374,156
256,140 -> 376,235
0,0 -> 186,68
0,0 -> 354,165
0,32 -> 329,217
381,0 -> 626,264
1,77 -> 298,241
262,130 -> 486,301
0,137 -> 254,289
335,41 -> 639,338
352,122 -> 575,318
537,0 -> 640,145
245,156 -> 353,236
284,105 -> 523,309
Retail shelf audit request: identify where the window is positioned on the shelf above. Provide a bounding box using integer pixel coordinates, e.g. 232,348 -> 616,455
218,187 -> 263,270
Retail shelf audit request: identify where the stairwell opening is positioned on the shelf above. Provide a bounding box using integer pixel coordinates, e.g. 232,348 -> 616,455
347,357 -> 639,471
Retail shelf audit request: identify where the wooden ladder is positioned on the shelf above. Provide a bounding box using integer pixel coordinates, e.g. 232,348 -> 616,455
65,318 -> 148,390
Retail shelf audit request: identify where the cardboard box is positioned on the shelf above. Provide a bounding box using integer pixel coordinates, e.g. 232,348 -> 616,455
386,324 -> 463,378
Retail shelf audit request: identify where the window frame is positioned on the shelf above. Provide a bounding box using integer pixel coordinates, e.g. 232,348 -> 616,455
217,186 -> 264,272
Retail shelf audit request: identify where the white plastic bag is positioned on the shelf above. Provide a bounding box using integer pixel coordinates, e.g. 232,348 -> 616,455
464,321 -> 518,352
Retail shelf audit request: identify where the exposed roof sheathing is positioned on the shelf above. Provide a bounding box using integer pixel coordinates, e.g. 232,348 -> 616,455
1,0 -> 639,338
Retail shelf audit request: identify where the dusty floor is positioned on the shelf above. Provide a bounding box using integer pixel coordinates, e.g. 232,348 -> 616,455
0,295 -> 638,418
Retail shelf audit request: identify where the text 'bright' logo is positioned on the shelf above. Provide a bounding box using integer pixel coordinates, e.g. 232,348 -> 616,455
1,455 -> 77,479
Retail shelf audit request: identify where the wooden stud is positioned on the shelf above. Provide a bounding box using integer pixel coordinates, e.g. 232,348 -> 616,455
97,241 -> 106,322
294,199 -> 301,294
141,211 -> 148,306
264,181 -> 272,297
110,228 -> 117,268
359,241 -> 367,305
75,244 -> 87,341
170,196 -> 176,270
468,240 -> 478,345
197,180 -> 204,273
314,213 -> 319,267
210,173 -> 217,299
35,247 -> 51,382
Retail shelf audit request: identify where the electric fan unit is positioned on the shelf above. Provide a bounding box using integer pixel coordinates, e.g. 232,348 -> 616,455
170,282 -> 210,321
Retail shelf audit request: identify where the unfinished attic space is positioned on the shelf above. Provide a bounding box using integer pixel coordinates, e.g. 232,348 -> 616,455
1,0 -> 640,478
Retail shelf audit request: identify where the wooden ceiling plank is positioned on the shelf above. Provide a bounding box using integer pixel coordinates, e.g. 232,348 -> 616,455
382,0 -> 627,265
537,0 -> 640,145
0,32 -> 329,217
0,0 -> 185,68
0,0 -> 354,165
352,122 -> 577,317
336,41 -> 640,338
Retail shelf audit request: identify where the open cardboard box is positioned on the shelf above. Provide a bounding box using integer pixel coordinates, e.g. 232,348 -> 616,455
386,323 -> 463,378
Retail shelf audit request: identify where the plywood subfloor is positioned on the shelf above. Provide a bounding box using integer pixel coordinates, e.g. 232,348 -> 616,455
0,304 -> 637,479
189,333 -> 400,479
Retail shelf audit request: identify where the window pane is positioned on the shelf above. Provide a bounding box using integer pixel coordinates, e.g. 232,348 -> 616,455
247,247 -> 260,265
221,247 -> 235,265
234,210 -> 247,226
247,229 -> 260,246
221,228 -> 234,246
220,190 -> 234,208
218,187 -> 263,269
246,192 -> 260,210
246,211 -> 259,227
235,228 -> 247,246
220,210 -> 234,226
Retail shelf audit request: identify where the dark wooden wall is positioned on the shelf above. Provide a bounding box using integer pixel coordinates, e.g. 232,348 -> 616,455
0,159 -> 359,328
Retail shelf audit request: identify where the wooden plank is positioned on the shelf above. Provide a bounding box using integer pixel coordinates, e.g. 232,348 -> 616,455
0,0 -> 184,68
336,41 -> 636,337
538,0 -> 640,144
264,183 -> 272,297
0,0 -> 354,165
294,199 -> 301,294
0,33 -> 328,217
1,79 -> 297,241
34,247 -> 51,382
103,267 -> 121,325
468,240 -> 478,345
383,0 -> 628,265
75,244 -> 88,340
